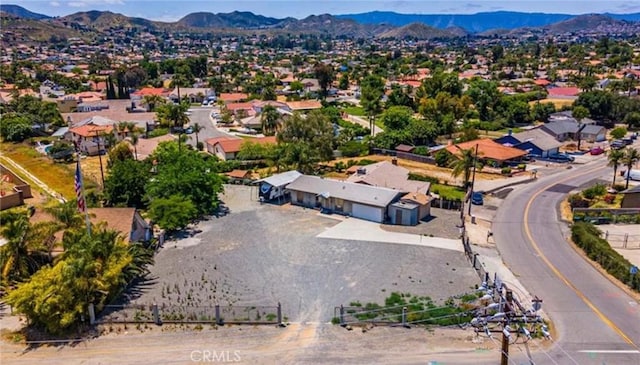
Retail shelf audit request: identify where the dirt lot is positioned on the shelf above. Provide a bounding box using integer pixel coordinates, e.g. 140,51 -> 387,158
329,155 -> 507,184
123,185 -> 479,323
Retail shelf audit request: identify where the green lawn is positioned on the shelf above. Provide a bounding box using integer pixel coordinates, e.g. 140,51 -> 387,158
431,184 -> 466,201
342,106 -> 366,116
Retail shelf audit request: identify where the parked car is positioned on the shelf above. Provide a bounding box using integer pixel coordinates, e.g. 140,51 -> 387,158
589,146 -> 605,155
548,153 -> 575,162
621,138 -> 633,146
610,140 -> 625,149
184,127 -> 194,134
471,191 -> 484,205
622,170 -> 640,181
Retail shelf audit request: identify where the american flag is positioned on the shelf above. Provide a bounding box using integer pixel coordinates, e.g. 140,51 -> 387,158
75,159 -> 86,213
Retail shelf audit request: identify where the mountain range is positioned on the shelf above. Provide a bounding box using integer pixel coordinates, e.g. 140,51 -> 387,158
2,4 -> 640,40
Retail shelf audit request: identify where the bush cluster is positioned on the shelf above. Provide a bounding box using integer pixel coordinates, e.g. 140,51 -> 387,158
571,222 -> 639,292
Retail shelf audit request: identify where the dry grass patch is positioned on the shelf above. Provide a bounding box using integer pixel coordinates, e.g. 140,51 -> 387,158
0,142 -> 99,200
529,98 -> 574,109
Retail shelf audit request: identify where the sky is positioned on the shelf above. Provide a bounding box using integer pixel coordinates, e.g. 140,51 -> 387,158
10,1 -> 640,22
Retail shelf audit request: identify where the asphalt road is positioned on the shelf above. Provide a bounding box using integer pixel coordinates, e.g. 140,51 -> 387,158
493,155 -> 640,365
182,107 -> 233,148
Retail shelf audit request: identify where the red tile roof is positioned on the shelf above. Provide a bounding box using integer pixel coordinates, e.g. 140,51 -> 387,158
547,87 -> 581,97
445,138 -> 526,162
217,136 -> 277,153
131,87 -> 168,97
219,93 -> 248,102
70,124 -> 114,137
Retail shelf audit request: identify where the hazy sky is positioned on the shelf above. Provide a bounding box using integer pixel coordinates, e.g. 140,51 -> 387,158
11,1 -> 640,22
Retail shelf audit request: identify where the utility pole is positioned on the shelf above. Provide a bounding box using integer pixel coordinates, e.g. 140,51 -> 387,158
94,130 -> 105,187
468,143 -> 479,216
500,326 -> 510,365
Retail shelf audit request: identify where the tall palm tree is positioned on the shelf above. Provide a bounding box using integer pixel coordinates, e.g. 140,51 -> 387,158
260,105 -> 280,136
191,122 -> 203,150
45,200 -> 85,230
607,148 -> 625,187
622,147 -> 640,189
118,122 -> 141,160
450,147 -> 481,188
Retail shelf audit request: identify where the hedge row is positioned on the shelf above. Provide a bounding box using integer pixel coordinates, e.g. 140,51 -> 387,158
571,222 -> 639,292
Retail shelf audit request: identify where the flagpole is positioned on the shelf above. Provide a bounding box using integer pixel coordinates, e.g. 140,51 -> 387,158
76,154 -> 91,236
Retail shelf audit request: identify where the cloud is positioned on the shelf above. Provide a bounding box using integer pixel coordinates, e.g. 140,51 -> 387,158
50,1 -> 60,6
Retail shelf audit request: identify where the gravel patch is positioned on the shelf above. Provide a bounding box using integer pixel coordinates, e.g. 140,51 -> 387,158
380,207 -> 463,239
127,185 -> 480,323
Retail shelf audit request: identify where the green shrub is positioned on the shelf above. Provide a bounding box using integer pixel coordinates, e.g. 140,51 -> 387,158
413,146 -> 430,156
356,159 -> 375,166
571,222 -> 639,292
501,167 -> 512,175
612,184 -> 626,192
408,173 -> 439,184
582,184 -> 607,200
434,150 -> 452,167
517,164 -> 526,170
568,193 -> 590,208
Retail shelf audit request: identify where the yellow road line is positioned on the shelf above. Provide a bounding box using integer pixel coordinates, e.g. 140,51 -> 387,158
523,166 -> 638,348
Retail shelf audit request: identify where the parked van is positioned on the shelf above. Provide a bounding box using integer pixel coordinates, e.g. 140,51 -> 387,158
622,169 -> 640,181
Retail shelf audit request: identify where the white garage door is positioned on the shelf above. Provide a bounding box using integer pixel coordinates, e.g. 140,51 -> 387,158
352,203 -> 383,222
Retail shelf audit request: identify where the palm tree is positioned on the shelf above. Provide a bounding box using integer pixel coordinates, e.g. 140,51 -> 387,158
191,122 -> 203,150
142,94 -> 166,112
450,147 -> 481,188
260,105 -> 280,136
45,200 -> 85,230
607,148 -> 625,187
0,213 -> 51,285
622,147 -> 640,189
118,122 -> 142,160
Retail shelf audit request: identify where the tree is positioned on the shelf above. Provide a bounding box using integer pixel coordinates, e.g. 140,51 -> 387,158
449,147 -> 481,188
360,74 -> 385,136
146,142 -> 224,216
610,127 -> 627,140
574,90 -> 614,121
156,102 -> 189,130
277,111 -> 334,173
622,147 -> 640,189
0,113 -> 31,142
108,141 -> 134,165
532,102 -> 556,122
386,84 -> 415,109
314,63 -> 334,99
0,212 -> 51,285
6,227 -> 143,334
141,94 -> 166,112
191,122 -> 204,150
607,148 -> 625,187
148,194 -> 197,231
572,105 -> 590,122
260,105 -> 280,136
44,200 -> 84,230
104,159 -> 151,209
338,73 -> 349,90
380,106 -> 413,131
39,101 -> 64,128
624,112 -> 640,129
466,79 -> 501,121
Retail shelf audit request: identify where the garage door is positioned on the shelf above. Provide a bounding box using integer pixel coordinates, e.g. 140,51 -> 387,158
352,203 -> 383,222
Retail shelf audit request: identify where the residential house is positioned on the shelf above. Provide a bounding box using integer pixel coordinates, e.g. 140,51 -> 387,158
546,86 -> 581,99
69,122 -> 114,155
169,87 -> 214,103
89,208 -> 151,243
540,120 -> 606,142
286,175 -> 404,223
620,185 -> 640,208
346,160 -> 430,195
205,136 -> 277,161
495,128 -> 562,157
218,93 -> 248,104
445,139 -> 527,166
284,100 -> 323,112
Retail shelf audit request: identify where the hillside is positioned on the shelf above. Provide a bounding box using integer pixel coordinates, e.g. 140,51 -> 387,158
60,11 -> 159,31
0,4 -> 50,20
0,13 -> 90,44
544,14 -> 629,33
377,22 -> 457,39
277,14 -> 392,38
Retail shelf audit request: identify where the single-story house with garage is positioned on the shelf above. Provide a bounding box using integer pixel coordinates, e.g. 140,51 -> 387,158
257,170 -> 303,202
89,208 -> 152,243
540,120 -> 606,142
346,160 -> 430,195
445,138 -> 527,166
206,136 -> 277,161
620,185 -> 640,208
286,175 -> 404,223
495,128 -> 563,158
